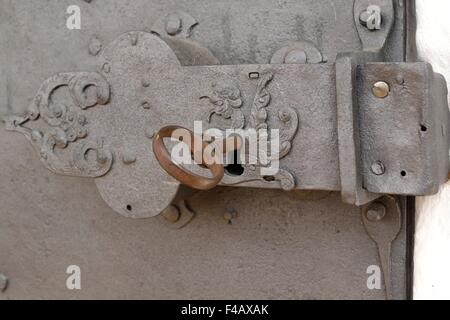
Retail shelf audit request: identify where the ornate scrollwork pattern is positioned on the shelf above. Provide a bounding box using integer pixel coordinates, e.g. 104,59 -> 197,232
206,71 -> 299,191
249,71 -> 273,130
4,72 -> 113,178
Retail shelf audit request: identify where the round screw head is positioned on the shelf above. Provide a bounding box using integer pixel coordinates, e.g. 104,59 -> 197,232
359,5 -> 382,30
96,150 -> 109,164
141,101 -> 151,109
371,160 -> 385,175
395,75 -> 404,85
223,207 -> 238,222
372,81 -> 390,98
366,202 -> 386,222
122,152 -> 136,165
162,205 -> 181,223
165,13 -> 182,35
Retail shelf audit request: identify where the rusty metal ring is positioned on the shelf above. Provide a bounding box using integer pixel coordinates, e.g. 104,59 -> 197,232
152,125 -> 225,190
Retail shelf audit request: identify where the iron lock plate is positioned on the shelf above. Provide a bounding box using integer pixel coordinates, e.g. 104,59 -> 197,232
7,43 -> 449,216
0,0 -> 443,300
4,29 -> 449,217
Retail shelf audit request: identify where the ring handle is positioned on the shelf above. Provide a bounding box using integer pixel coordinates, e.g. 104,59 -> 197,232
152,125 -> 239,190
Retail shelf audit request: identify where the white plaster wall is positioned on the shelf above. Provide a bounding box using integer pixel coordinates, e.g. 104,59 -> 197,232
415,0 -> 450,300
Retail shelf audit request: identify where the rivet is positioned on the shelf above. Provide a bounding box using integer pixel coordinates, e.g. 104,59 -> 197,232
372,81 -> 390,98
162,205 -> 181,223
223,207 -> 238,222
122,152 -> 136,165
395,75 -> 404,85
366,202 -> 386,222
371,160 -> 385,175
141,101 -> 151,109
78,115 -> 87,125
0,273 -> 9,292
77,127 -> 88,139
88,36 -> 102,56
359,5 -> 382,31
165,13 -> 182,36
96,150 -> 108,164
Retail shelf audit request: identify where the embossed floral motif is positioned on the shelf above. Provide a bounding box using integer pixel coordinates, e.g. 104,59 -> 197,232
5,72 -> 113,178
202,71 -> 299,191
201,82 -> 245,129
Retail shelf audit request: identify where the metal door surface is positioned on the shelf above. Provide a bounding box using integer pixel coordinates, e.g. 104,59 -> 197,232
0,0 -> 432,300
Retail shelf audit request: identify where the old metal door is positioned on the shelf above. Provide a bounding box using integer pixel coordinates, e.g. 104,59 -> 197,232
1,0 -> 448,299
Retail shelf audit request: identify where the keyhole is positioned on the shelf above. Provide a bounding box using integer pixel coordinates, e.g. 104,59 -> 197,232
225,150 -> 244,176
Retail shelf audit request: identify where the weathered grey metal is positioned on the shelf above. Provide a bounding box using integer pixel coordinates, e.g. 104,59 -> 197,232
359,63 -> 449,195
0,131 -> 410,298
0,0 -> 423,300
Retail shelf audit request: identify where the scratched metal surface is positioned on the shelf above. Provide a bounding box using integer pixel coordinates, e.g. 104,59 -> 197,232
0,0 -> 410,299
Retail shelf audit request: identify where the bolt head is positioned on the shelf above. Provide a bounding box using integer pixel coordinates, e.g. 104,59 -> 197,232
162,205 -> 181,223
96,150 -> 109,164
371,160 -> 385,175
223,207 -> 237,221
141,101 -> 151,109
366,203 -> 386,222
395,75 -> 404,85
372,81 -> 390,98
359,5 -> 382,30
78,115 -> 87,125
165,13 -> 182,35
359,11 -> 371,24
77,127 -> 88,139
122,152 -> 136,165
